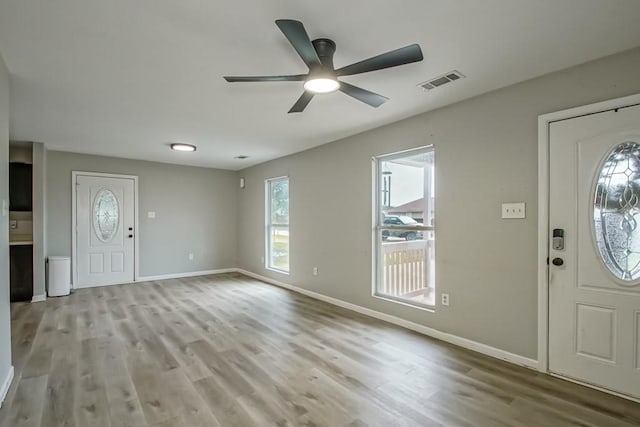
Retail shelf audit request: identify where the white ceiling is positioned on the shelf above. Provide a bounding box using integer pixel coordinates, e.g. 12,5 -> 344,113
1,1 -> 639,170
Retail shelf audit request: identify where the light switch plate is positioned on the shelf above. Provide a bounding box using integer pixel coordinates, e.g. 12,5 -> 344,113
502,202 -> 526,219
148,211 -> 156,219
10,220 -> 17,229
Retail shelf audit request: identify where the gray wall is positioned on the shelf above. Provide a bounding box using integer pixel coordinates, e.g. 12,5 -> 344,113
46,151 -> 238,277
237,47 -> 640,359
32,143 -> 46,298
0,52 -> 12,399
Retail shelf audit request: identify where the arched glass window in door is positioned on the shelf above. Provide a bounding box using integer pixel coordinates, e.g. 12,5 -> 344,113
594,141 -> 640,282
93,189 -> 119,243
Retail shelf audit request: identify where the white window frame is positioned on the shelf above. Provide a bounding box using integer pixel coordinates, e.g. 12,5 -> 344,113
265,176 -> 290,274
372,146 -> 435,310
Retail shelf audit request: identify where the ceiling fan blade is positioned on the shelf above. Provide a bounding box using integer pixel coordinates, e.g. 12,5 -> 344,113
275,20 -> 322,70
336,44 -> 423,77
339,81 -> 388,108
224,74 -> 306,82
288,91 -> 314,113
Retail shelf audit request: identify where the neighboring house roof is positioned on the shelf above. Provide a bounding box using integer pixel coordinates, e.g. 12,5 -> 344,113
388,198 -> 425,213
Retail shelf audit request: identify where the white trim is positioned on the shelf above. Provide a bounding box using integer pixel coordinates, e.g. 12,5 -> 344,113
71,171 -> 139,288
0,366 -> 14,408
537,93 -> 640,375
137,268 -> 237,282
549,373 -> 640,404
31,294 -> 46,303
237,269 -> 539,370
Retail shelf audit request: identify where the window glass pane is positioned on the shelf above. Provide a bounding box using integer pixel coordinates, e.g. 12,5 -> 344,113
594,141 -> 640,282
376,148 -> 435,307
379,150 -> 434,225
271,180 -> 289,225
269,226 -> 289,271
267,177 -> 290,273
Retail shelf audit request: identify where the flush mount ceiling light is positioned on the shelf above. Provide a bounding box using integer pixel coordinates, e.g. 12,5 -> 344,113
170,143 -> 196,152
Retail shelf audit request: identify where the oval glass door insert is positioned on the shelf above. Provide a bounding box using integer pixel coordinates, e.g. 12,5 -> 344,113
594,141 -> 640,282
93,189 -> 119,243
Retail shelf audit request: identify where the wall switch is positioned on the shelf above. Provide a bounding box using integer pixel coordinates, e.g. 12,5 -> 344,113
313,267 -> 318,276
9,220 -> 17,229
148,211 -> 156,219
261,256 -> 265,264
188,253 -> 194,260
501,202 -> 526,219
1,200 -> 6,217
441,293 -> 450,306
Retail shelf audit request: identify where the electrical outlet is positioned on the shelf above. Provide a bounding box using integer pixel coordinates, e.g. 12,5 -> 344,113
148,211 -> 156,219
313,267 -> 318,276
188,253 -> 194,260
441,293 -> 450,306
502,202 -> 526,219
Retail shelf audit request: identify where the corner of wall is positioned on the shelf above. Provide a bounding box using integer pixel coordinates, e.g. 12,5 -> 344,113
0,365 -> 14,407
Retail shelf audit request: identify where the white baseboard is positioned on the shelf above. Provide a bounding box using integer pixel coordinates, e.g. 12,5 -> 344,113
31,294 -> 46,303
0,365 -> 14,408
137,268 -> 237,283
236,269 -> 539,371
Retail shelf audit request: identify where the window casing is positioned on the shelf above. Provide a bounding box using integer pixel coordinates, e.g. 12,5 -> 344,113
374,146 -> 435,308
266,177 -> 290,273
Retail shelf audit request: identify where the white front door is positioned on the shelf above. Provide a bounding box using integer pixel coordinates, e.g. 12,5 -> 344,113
549,104 -> 640,400
75,174 -> 135,287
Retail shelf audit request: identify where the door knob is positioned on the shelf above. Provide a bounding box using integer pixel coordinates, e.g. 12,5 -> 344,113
552,257 -> 564,266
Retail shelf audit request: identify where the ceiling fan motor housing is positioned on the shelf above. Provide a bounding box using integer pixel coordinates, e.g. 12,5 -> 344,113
311,38 -> 336,71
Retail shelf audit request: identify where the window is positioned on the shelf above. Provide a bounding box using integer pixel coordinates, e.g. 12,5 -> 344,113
374,147 -> 435,307
266,177 -> 290,273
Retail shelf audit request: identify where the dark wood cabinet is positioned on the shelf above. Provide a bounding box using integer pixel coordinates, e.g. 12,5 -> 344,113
10,245 -> 33,302
9,162 -> 32,211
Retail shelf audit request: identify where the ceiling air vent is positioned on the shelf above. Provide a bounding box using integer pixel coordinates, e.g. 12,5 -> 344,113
418,70 -> 465,91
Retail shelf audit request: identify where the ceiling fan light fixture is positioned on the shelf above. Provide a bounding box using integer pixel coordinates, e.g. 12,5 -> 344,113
224,19 -> 423,112
170,143 -> 197,152
304,77 -> 340,94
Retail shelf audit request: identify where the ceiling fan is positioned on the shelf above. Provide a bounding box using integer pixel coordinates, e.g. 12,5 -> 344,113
224,19 -> 424,113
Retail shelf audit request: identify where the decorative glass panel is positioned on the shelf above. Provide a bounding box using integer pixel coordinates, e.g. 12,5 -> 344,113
594,142 -> 640,282
93,189 -> 119,243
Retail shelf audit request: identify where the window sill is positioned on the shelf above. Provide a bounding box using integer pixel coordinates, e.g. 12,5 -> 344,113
373,293 -> 435,313
266,267 -> 290,276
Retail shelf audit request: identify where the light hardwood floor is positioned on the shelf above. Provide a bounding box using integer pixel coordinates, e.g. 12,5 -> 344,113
0,273 -> 639,426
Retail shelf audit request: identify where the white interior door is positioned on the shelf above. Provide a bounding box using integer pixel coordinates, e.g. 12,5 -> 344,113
549,104 -> 640,400
75,174 -> 135,287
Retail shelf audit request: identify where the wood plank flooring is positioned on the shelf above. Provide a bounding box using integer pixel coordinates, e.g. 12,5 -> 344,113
0,273 -> 639,426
